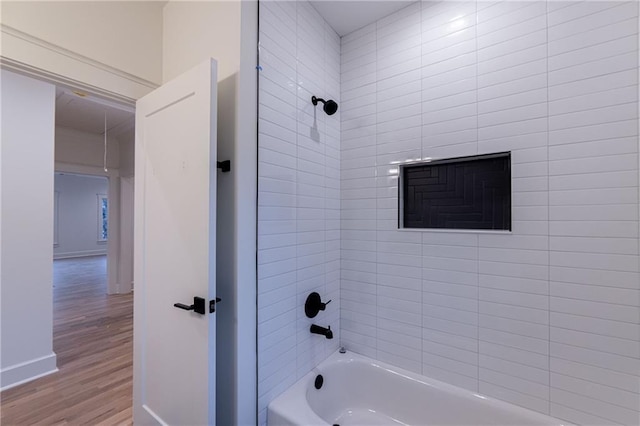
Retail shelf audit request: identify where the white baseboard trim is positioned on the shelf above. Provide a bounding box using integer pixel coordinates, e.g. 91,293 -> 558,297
113,284 -> 134,294
141,404 -> 169,426
1,352 -> 58,391
54,250 -> 107,260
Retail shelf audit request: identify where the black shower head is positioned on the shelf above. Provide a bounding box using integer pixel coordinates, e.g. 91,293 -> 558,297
312,96 -> 338,116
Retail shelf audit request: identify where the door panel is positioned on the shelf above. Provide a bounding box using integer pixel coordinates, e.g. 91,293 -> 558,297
133,59 -> 217,425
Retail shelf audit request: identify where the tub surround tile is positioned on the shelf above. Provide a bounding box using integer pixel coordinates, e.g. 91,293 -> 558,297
258,1 -> 340,424
340,1 -> 639,425
257,0 -> 638,425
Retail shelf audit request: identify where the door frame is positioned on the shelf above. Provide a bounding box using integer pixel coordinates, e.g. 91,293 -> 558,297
54,162 -> 122,294
1,7 -> 258,420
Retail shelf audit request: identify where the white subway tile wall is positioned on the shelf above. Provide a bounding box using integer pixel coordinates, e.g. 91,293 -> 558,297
340,1 -> 639,425
257,1 -> 341,424
258,0 -> 639,424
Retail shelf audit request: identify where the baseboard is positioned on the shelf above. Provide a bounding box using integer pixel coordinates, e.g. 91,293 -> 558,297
112,284 -> 134,294
1,352 -> 58,391
53,250 -> 107,260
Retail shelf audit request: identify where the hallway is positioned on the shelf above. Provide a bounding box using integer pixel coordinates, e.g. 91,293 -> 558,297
1,256 -> 133,425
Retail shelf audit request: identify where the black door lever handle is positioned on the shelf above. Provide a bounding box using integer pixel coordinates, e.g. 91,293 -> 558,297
174,303 -> 194,310
173,296 -> 206,315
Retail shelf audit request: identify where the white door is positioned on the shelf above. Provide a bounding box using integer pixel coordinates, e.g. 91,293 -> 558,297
133,59 -> 218,425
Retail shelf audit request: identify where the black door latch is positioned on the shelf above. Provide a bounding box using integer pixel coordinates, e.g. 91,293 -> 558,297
209,297 -> 222,313
174,296 -> 206,315
217,160 -> 231,172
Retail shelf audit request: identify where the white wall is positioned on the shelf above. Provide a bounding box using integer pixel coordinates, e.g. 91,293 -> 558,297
55,125 -> 131,294
1,1 -> 163,85
118,134 -> 134,292
340,2 -> 639,425
257,2 -> 341,424
162,2 -> 258,424
55,126 -> 120,169
0,70 -> 57,390
163,1 -> 241,83
118,132 -> 135,178
54,174 -> 109,259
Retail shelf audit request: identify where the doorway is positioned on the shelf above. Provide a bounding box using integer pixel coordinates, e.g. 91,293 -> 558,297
0,83 -> 136,424
54,85 -> 136,295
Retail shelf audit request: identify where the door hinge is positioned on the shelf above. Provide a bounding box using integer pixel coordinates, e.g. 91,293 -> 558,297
209,297 -> 222,313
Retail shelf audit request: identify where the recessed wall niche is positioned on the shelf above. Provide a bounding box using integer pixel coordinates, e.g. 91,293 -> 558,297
399,153 -> 511,231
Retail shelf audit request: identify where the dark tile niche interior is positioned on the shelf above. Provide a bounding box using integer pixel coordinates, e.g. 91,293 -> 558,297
401,153 -> 511,231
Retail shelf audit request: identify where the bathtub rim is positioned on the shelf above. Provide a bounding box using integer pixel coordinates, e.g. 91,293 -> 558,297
267,349 -> 574,426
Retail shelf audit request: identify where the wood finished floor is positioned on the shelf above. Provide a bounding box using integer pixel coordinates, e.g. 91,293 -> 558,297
1,256 -> 133,425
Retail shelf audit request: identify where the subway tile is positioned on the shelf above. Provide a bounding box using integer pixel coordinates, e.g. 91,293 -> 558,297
550,403 -> 622,426
549,86 -> 638,116
478,102 -> 547,128
480,300 -> 549,325
479,274 -> 548,295
551,326 -> 639,359
478,30 -> 547,62
550,251 -> 639,273
549,188 -> 638,206
551,341 -> 640,376
548,68 -> 638,102
549,51 -> 638,87
549,170 -> 638,191
480,382 -> 550,415
264,1 -> 640,423
480,313 -> 548,340
549,35 -> 638,73
551,296 -> 640,325
480,341 -> 548,370
478,44 -> 546,76
422,364 -> 478,392
551,357 -> 640,394
423,351 -> 478,379
476,1 -> 530,25
550,388 -> 639,425
480,368 -> 549,400
549,102 -> 637,132
480,328 -> 549,355
550,236 -> 639,255
548,17 -> 638,58
480,353 -> 549,386
547,1 -> 629,29
477,2 -> 545,36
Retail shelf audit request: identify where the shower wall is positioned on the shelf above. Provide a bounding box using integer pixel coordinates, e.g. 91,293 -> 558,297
340,1 -> 639,425
257,1 -> 340,424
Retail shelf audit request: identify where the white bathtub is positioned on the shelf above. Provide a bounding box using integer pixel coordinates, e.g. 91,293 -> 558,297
268,350 -> 571,426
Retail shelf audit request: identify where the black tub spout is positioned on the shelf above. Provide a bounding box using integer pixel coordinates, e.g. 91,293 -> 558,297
310,324 -> 333,339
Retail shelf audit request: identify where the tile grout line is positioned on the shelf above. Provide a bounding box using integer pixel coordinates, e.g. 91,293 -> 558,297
545,0 -> 552,416
475,0 -> 481,393
420,0 -> 425,377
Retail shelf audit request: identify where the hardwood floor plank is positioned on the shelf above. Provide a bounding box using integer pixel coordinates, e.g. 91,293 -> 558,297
1,256 -> 133,425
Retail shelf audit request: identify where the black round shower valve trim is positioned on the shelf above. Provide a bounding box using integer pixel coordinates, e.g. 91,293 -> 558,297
305,292 -> 331,318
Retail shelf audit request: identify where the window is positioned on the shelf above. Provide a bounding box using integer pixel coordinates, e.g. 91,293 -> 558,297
97,194 -> 108,242
399,152 -> 511,231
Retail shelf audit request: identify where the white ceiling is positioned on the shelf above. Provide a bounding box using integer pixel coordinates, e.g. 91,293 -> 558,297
310,0 -> 415,36
55,88 -> 134,136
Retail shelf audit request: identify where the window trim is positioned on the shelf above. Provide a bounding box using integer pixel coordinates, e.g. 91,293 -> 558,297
97,193 -> 108,242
